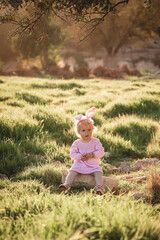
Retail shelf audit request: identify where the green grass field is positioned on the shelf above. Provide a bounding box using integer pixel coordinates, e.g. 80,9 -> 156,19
0,75 -> 160,239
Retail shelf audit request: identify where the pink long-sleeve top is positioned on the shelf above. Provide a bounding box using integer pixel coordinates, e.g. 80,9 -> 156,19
69,137 -> 104,174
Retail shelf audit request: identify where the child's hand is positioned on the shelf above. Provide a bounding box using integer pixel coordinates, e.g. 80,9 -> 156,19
81,154 -> 87,161
81,153 -> 94,160
85,153 -> 94,159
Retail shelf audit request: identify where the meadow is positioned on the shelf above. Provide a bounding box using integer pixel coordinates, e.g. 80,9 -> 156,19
0,75 -> 160,239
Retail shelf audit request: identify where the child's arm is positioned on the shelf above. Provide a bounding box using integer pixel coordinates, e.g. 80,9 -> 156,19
70,142 -> 82,160
92,139 -> 104,159
83,139 -> 104,160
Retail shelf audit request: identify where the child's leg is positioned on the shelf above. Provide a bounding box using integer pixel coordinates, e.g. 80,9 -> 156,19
92,171 -> 104,195
65,170 -> 79,186
59,170 -> 78,190
93,171 -> 103,186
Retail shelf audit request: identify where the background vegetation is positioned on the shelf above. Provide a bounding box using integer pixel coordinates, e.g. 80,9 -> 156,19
0,75 -> 160,239
0,0 -> 160,71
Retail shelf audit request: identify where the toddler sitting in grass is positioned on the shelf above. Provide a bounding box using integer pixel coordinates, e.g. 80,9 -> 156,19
59,107 -> 104,195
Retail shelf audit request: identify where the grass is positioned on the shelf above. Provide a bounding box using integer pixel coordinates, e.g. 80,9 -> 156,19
0,74 -> 160,239
0,186 -> 160,240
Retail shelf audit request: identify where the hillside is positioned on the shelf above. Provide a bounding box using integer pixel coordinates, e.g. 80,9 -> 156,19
0,75 -> 160,239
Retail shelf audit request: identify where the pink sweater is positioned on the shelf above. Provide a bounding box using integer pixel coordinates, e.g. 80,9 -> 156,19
69,137 -> 104,174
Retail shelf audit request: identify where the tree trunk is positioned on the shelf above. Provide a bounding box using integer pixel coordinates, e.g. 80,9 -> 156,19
104,53 -> 119,68
43,35 -> 49,71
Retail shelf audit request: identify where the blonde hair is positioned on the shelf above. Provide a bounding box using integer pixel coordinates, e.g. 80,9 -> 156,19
75,119 -> 97,137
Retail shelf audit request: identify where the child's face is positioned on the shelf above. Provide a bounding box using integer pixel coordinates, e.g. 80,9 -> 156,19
78,123 -> 93,142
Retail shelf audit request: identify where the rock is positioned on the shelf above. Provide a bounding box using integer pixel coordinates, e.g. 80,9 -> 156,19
120,162 -> 141,173
120,162 -> 132,173
62,170 -> 119,191
131,166 -> 140,171
109,165 -> 121,173
133,193 -> 148,201
126,176 -> 147,182
134,158 -> 160,169
135,61 -> 159,73
120,175 -> 147,184
85,57 -> 104,69
120,175 -> 134,180
0,173 -> 7,179
104,152 -> 110,158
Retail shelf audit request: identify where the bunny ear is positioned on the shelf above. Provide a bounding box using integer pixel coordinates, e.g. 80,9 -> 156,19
86,107 -> 96,119
74,114 -> 82,121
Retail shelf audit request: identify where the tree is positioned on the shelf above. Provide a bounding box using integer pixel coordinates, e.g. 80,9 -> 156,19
80,0 -> 160,66
0,0 -> 151,37
0,24 -> 16,62
12,16 -> 68,69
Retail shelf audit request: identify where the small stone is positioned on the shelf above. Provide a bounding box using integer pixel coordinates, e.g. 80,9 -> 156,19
127,176 -> 147,182
134,158 -> 160,169
109,165 -> 121,173
104,152 -> 110,158
133,193 -> 148,201
120,175 -> 133,180
0,173 -> 7,179
120,162 -> 132,173
130,166 -> 140,171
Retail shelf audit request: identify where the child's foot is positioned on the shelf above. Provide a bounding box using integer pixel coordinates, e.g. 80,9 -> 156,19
59,184 -> 70,192
95,185 -> 104,195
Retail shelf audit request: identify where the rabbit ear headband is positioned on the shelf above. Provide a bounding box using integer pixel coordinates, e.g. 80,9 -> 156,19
74,107 -> 96,122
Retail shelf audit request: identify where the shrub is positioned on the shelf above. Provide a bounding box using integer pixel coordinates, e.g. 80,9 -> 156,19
74,66 -> 90,78
92,64 -> 141,79
92,66 -> 111,78
147,169 -> 160,204
47,64 -> 73,79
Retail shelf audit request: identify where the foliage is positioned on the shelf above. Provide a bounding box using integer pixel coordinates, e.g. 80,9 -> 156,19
81,0 -> 160,57
0,0 -> 152,36
12,16 -> 68,69
0,24 -> 16,61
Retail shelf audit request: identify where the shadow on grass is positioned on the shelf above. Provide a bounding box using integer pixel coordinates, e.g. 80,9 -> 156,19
104,98 -> 160,120
0,139 -> 45,176
99,135 -> 142,159
112,122 -> 157,150
99,117 -> 158,159
0,119 -> 42,141
147,91 -> 160,96
31,82 -> 83,90
0,96 -> 10,101
0,117 -> 71,176
0,120 -> 46,175
16,92 -> 50,105
7,101 -> 24,107
74,88 -> 86,96
13,164 -> 62,188
34,113 -> 75,145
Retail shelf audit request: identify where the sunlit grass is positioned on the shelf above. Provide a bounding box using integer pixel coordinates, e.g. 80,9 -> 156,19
0,76 -> 160,174
0,75 -> 160,239
0,184 -> 159,240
